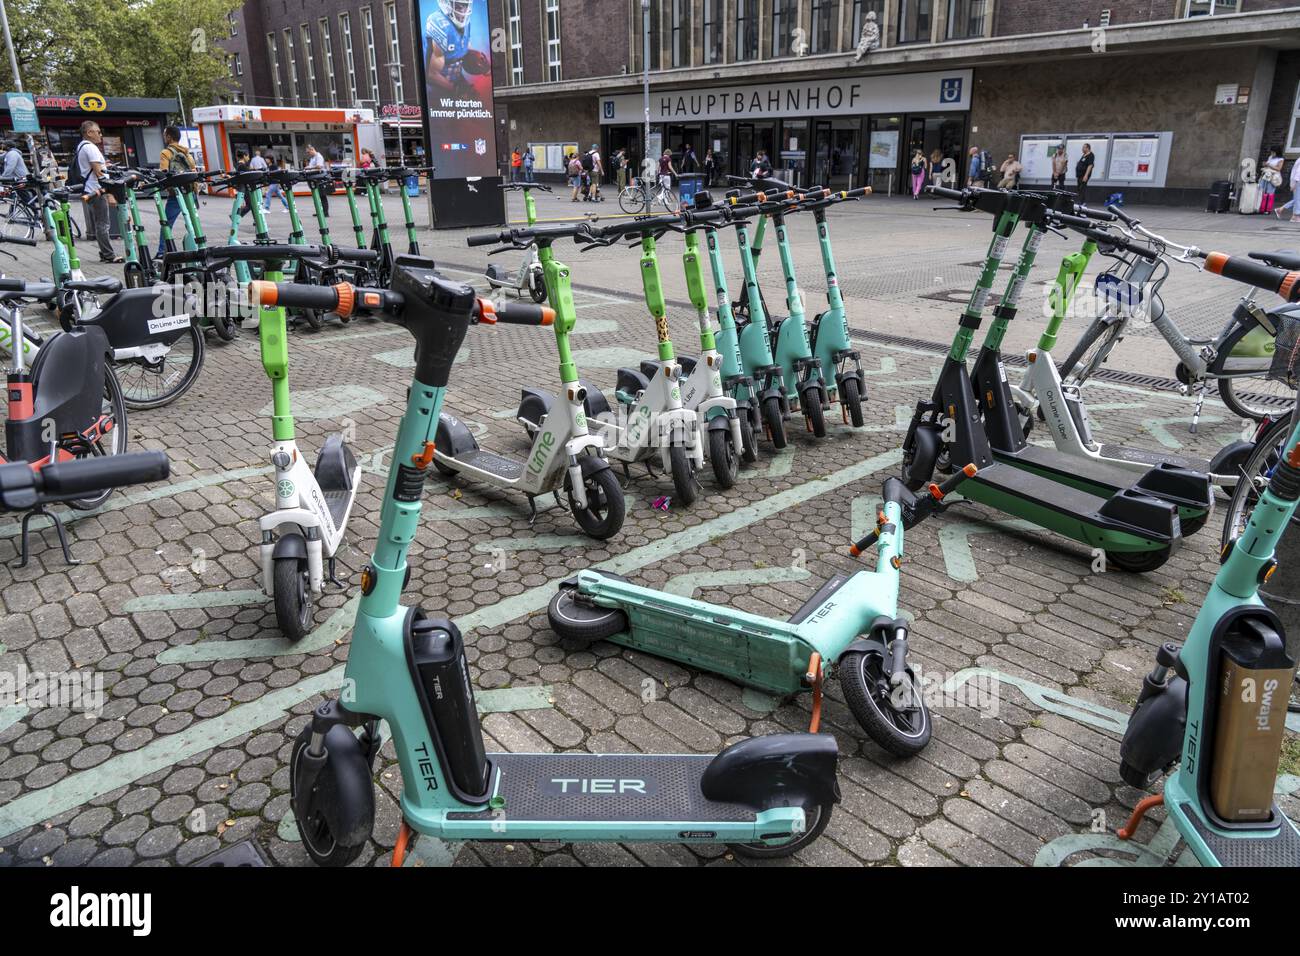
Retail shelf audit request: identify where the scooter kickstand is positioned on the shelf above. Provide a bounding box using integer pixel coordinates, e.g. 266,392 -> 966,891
325,556 -> 347,590
1189,382 -> 1206,434
14,507 -> 78,568
1116,794 -> 1164,840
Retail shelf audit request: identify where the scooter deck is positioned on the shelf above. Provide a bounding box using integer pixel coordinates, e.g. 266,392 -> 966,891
446,752 -> 756,822
1098,443 -> 1208,473
1177,800 -> 1300,866
456,449 -> 524,480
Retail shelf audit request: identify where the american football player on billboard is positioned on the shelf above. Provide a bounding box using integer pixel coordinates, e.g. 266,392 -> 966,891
425,0 -> 491,97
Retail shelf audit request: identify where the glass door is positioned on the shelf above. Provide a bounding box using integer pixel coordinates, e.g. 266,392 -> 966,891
705,122 -> 730,186
813,119 -> 863,189
733,121 -> 775,178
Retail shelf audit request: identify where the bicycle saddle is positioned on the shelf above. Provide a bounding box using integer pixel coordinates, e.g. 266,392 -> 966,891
1248,249 -> 1300,271
64,276 -> 124,295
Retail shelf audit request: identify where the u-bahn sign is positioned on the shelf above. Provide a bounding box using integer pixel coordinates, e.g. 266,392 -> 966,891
599,69 -> 972,124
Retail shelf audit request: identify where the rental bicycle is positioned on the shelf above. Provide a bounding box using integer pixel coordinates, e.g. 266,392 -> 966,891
618,175 -> 677,215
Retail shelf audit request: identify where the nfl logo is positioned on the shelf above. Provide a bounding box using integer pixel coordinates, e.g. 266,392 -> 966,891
474,138 -> 487,155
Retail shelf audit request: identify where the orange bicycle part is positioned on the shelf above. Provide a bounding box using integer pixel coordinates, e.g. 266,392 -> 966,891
391,819 -> 414,867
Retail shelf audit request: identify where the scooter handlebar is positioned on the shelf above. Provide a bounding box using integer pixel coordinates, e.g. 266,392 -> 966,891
927,185 -> 967,202
163,243 -> 331,266
476,299 -> 555,326
0,452 -> 169,510
849,465 -> 977,556
1203,252 -> 1300,301
0,233 -> 37,247
247,280 -> 401,318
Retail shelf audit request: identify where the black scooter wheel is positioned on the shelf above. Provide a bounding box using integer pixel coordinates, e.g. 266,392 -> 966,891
669,442 -> 698,506
840,651 -> 932,757
568,464 -> 625,539
274,556 -> 313,640
804,391 -> 826,438
1104,547 -> 1172,574
763,395 -> 787,449
529,270 -> 547,303
731,801 -> 834,859
738,412 -> 758,465
842,377 -> 865,428
708,427 -> 739,488
290,726 -> 373,867
547,582 -> 627,643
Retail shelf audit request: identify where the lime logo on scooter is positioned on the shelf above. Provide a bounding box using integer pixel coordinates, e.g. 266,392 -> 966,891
277,479 -> 295,499
528,430 -> 556,476
626,403 -> 652,448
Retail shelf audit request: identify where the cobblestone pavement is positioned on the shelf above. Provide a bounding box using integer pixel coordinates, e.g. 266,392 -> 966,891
0,189 -> 1296,867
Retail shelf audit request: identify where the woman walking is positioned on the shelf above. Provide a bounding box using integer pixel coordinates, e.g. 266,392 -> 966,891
909,150 -> 929,199
1261,146 -> 1284,215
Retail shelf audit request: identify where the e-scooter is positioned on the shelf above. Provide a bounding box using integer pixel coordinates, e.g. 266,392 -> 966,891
519,214 -> 705,505
439,222 -> 625,538
1116,273 -> 1300,866
485,181 -> 549,303
904,186 -> 1196,573
549,463 -> 978,753
263,264 -> 840,866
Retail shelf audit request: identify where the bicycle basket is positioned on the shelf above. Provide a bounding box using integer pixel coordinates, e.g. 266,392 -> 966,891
1270,311 -> 1300,390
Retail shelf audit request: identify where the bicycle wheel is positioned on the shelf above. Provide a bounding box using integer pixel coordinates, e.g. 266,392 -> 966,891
657,187 -> 678,212
618,185 -> 647,216
1220,412 -> 1296,548
1060,317 -> 1127,388
113,323 -> 204,410
2,204 -> 38,241
1217,373 -> 1295,423
66,365 -> 131,511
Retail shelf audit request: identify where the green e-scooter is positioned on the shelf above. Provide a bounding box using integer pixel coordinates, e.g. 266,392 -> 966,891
265,263 -> 839,866
1116,261 -> 1300,865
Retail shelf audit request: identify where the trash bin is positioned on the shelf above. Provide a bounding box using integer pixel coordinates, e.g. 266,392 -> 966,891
678,174 -> 704,206
405,174 -> 419,197
1207,179 -> 1233,213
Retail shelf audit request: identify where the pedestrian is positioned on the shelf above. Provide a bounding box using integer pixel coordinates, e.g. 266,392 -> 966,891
909,149 -> 928,199
965,146 -> 983,188
1261,146 -> 1284,215
522,146 -> 534,183
359,147 -> 377,169
997,152 -> 1022,189
588,144 -> 604,201
704,148 -> 718,186
263,157 -> 291,212
1275,154 -> 1300,221
750,149 -> 771,180
305,143 -> 329,216
156,125 -> 198,256
1050,142 -> 1068,191
510,146 -> 521,182
659,148 -> 678,195
681,143 -> 698,174
568,151 -> 584,201
1075,142 -> 1095,205
929,148 -> 945,188
250,148 -> 269,172
71,120 -> 120,263
1,138 -> 29,181
614,148 -> 629,190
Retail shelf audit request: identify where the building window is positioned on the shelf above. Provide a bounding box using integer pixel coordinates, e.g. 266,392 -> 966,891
811,0 -> 838,53
735,0 -> 757,61
703,0 -> 722,64
641,0 -> 661,71
266,33 -> 284,104
507,0 -> 523,85
320,19 -> 338,106
362,7 -> 381,103
671,0 -> 685,68
771,0 -> 793,58
235,52 -> 243,76
228,11 -> 238,37
852,0 -> 885,44
897,0 -> 931,43
544,0 -> 561,82
385,2 -> 404,104
301,25 -> 318,106
340,13 -> 360,105
946,0 -> 984,39
1288,82 -> 1300,153
283,29 -> 300,105
1185,0 -> 1240,14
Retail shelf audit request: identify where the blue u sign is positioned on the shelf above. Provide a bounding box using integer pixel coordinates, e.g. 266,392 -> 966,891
939,77 -> 963,104
602,100 -> 615,119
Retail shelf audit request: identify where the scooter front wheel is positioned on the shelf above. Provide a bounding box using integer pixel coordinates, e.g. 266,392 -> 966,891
840,651 -> 932,757
842,377 -> 865,428
274,555 -> 313,639
731,800 -> 834,859
1104,547 -> 1172,574
763,396 -> 787,449
738,412 -> 758,465
290,727 -> 373,867
528,269 -> 547,303
708,427 -> 739,488
568,464 -> 625,539
669,443 -> 698,506
547,583 -> 627,642
804,392 -> 827,438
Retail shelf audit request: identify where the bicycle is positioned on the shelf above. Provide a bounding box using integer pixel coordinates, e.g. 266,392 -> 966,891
1053,205 -> 1293,431
618,175 -> 677,215
0,178 -> 41,241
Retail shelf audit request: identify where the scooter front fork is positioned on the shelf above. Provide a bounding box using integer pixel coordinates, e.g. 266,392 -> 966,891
567,455 -> 589,510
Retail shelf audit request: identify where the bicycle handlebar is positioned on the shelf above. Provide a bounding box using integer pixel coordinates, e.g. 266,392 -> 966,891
1203,252 -> 1300,302
1106,203 -> 1138,227
0,451 -> 170,510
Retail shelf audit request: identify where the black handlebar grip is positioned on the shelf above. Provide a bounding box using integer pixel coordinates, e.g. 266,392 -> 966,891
1073,204 -> 1117,221
332,246 -> 381,262
928,185 -> 965,201
0,277 -> 26,291
40,451 -> 170,496
467,231 -> 507,247
0,234 -> 38,247
1204,252 -> 1300,302
1106,203 -> 1138,226
482,300 -> 556,326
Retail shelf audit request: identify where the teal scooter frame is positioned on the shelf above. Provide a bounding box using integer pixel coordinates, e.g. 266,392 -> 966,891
549,464 -> 978,753
263,261 -> 840,866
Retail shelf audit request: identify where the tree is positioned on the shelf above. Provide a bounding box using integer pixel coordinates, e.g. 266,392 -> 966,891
0,0 -> 243,119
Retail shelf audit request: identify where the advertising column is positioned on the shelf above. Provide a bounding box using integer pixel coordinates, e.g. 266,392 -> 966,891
412,0 -> 504,229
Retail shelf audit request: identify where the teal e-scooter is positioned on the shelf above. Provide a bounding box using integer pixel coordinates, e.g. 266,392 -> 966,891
265,263 -> 840,865
549,463 -> 979,754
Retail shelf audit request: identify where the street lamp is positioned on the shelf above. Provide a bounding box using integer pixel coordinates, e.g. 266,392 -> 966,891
389,63 -> 404,163
642,0 -> 650,182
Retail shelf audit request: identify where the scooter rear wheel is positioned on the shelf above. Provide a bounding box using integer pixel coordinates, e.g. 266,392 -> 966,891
547,583 -> 627,642
763,396 -> 787,449
731,801 -> 834,859
274,555 -> 313,639
840,651 -> 932,757
708,427 -> 739,488
1104,546 -> 1172,574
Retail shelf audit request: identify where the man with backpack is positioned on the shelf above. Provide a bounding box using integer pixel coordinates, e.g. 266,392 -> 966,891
156,125 -> 196,257
70,120 -> 118,262
584,145 -> 603,202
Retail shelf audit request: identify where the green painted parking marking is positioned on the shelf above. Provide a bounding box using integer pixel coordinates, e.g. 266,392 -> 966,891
373,346 -> 469,369
862,404 -> 915,434
156,595 -> 361,665
0,705 -> 27,736
863,356 -> 897,376
573,319 -> 621,333
123,589 -> 267,613
1141,414 -> 1224,451
258,385 -> 387,421
763,447 -> 796,478
312,327 -> 405,345
945,667 -> 1129,735
938,518 -> 1041,583
475,535 -> 586,553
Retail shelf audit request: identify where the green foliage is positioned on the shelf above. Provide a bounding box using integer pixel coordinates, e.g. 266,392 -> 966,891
0,0 -> 243,119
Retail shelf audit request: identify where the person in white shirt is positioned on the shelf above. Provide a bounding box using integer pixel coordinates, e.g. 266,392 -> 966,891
304,144 -> 329,217
1276,155 -> 1300,221
74,120 -> 118,262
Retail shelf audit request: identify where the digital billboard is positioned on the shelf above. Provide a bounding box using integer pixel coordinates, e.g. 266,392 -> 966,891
415,0 -> 497,180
